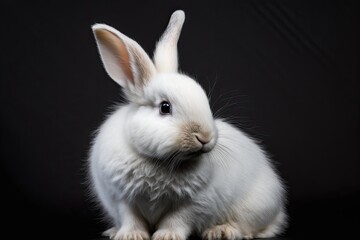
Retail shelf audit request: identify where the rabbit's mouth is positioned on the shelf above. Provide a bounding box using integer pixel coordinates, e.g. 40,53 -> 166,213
178,121 -> 218,155
180,141 -> 216,160
178,133 -> 217,156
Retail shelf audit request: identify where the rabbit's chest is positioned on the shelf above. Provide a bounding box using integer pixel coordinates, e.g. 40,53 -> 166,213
110,158 -> 210,201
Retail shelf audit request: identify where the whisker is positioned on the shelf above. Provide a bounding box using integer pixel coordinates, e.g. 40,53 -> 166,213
207,78 -> 218,104
215,143 -> 230,169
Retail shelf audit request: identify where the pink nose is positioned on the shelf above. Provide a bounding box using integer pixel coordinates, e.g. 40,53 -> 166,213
195,134 -> 210,145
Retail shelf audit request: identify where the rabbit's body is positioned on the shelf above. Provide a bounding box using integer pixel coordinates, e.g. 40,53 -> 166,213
90,10 -> 287,240
90,114 -> 286,238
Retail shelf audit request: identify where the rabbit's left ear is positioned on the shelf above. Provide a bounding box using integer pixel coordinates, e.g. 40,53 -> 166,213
153,10 -> 185,73
92,24 -> 156,94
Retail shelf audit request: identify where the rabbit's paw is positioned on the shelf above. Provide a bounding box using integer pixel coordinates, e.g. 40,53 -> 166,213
112,230 -> 150,240
243,234 -> 253,240
202,224 -> 241,240
152,229 -> 184,240
103,227 -> 117,239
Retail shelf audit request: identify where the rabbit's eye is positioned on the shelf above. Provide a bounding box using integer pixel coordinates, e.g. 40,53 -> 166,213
159,101 -> 171,115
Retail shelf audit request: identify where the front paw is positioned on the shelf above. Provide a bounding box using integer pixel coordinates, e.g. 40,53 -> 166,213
103,227 -> 117,239
112,229 -> 150,240
202,224 -> 241,240
152,229 -> 184,240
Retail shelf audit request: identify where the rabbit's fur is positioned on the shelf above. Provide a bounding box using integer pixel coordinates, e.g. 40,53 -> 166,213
90,10 -> 287,240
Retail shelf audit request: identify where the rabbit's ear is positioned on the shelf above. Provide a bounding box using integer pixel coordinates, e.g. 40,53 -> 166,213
153,10 -> 185,73
92,24 -> 156,92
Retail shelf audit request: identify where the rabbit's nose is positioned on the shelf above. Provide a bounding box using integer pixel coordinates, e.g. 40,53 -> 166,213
194,132 -> 217,153
194,133 -> 210,145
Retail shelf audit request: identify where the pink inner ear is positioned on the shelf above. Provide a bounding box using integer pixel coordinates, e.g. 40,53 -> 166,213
94,29 -> 134,83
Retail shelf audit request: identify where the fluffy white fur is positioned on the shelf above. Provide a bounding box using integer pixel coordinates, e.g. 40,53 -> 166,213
89,10 -> 287,240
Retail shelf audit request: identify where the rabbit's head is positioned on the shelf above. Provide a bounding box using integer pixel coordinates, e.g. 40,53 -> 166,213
92,11 -> 217,161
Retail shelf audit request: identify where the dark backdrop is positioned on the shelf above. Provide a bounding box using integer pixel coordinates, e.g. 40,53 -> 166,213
1,1 -> 359,239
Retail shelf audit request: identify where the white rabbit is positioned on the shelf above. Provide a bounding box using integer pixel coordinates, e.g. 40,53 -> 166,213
89,10 -> 287,240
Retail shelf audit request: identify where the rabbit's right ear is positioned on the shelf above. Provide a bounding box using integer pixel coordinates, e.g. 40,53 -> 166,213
153,10 -> 185,73
92,24 -> 156,94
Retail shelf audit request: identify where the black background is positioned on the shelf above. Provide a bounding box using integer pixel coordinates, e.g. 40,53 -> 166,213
1,1 -> 359,239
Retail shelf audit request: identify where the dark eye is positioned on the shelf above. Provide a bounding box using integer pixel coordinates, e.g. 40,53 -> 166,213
159,101 -> 171,115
